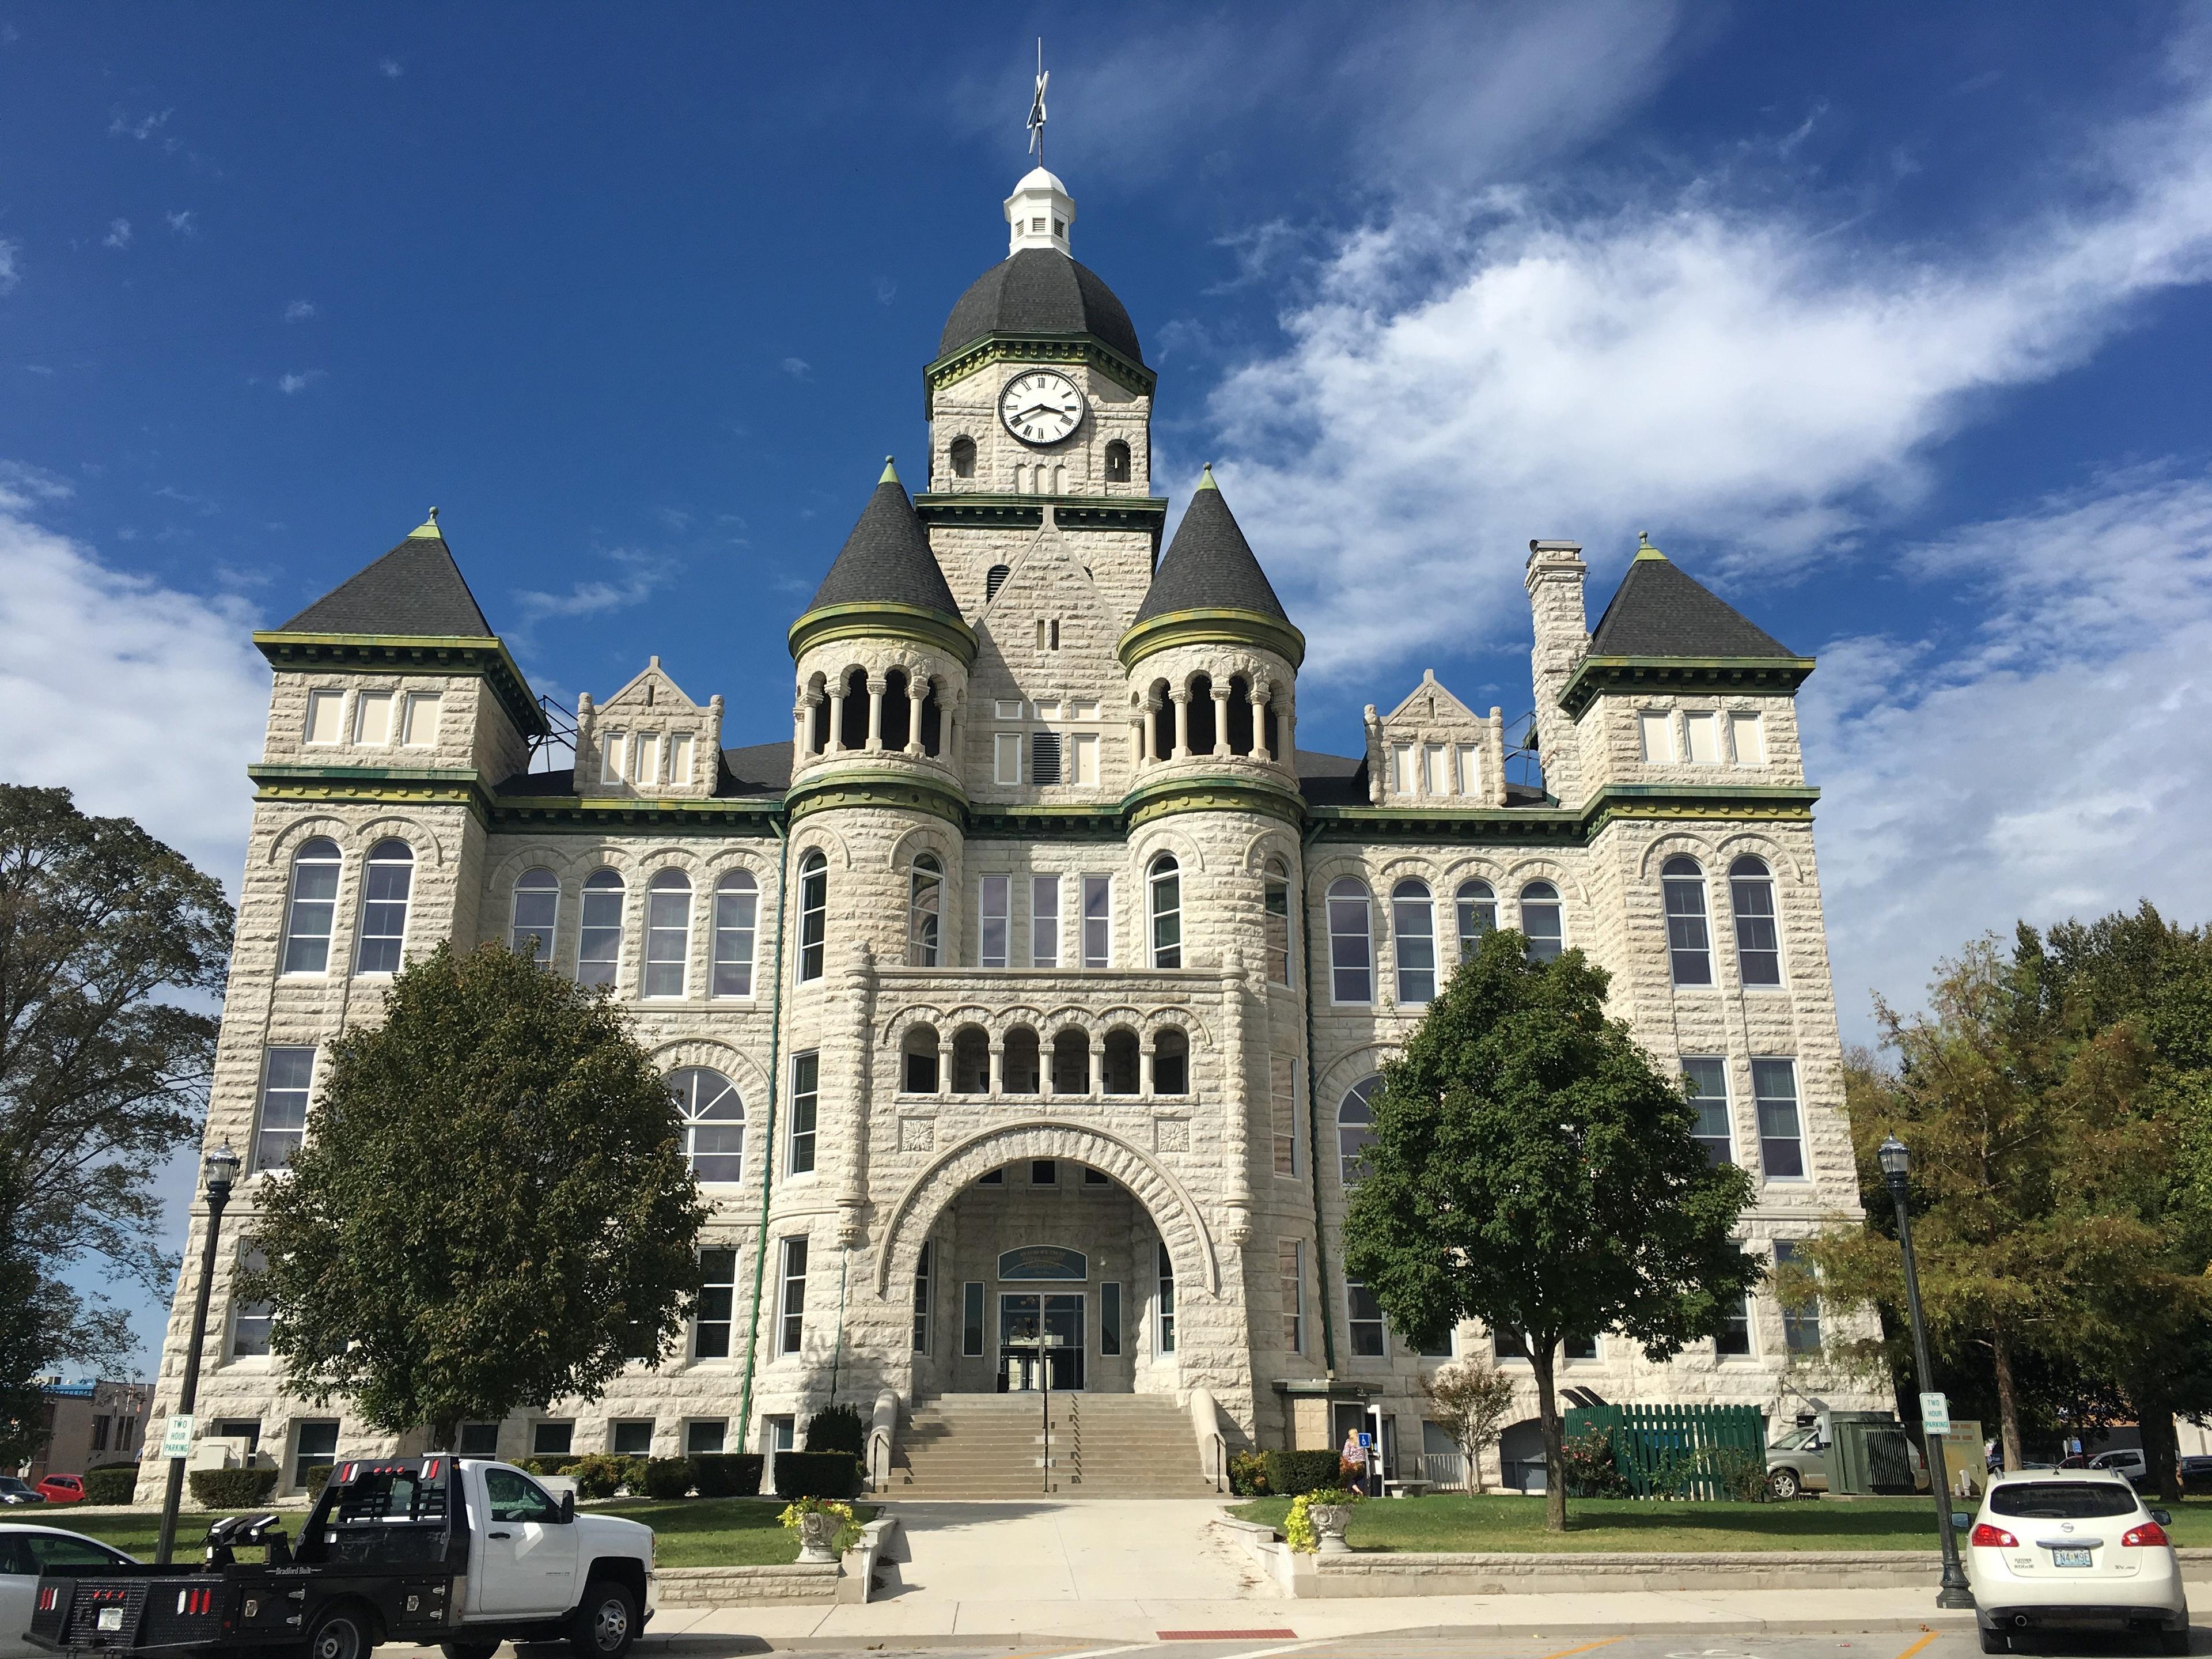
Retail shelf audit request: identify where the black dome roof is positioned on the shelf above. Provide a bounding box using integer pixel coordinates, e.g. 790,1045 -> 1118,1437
938,248 -> 1144,365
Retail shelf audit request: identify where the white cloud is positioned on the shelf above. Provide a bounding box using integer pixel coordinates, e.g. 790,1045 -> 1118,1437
284,299 -> 316,321
108,109 -> 171,141
0,237 -> 18,293
165,209 -> 197,236
277,370 -> 323,395
779,357 -> 810,380
512,547 -> 679,635
103,217 -> 131,250
379,57 -> 403,78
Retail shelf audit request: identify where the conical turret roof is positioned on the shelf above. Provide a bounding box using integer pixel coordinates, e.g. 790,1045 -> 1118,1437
279,513 -> 495,637
1132,468 -> 1287,626
1588,536 -> 1795,658
802,459 -> 960,620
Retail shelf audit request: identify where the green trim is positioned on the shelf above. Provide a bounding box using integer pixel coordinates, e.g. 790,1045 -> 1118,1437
923,332 -> 1155,414
1122,770 -> 1305,832
783,766 -> 969,828
1307,782 -> 1820,844
249,764 -> 491,824
491,794 -> 785,832
787,601 -> 978,668
914,493 -> 1167,545
1118,608 -> 1308,672
253,631 -> 550,740
1558,655 -> 1816,719
965,805 -> 1126,840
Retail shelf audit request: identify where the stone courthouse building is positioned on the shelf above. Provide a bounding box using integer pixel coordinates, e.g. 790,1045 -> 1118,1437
146,163 -> 1878,1498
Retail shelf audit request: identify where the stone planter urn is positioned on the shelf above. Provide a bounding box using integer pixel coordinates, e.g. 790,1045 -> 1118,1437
1307,1502 -> 1354,1555
796,1511 -> 842,1563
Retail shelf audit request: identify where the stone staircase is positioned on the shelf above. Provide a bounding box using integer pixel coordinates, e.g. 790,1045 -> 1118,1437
888,1392 -> 1222,1499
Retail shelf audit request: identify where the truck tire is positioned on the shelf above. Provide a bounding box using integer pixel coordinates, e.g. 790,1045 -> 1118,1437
440,1643 -> 501,1659
567,1580 -> 637,1659
1767,1467 -> 1802,1501
306,1604 -> 377,1659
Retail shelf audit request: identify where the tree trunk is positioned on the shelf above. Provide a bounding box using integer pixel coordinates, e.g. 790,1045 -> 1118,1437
2135,1388 -> 2180,1504
1991,1324 -> 2023,1471
1532,1345 -> 1565,1532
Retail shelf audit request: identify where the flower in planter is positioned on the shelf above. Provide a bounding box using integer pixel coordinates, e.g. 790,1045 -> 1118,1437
1284,1486 -> 1360,1553
778,1495 -> 862,1558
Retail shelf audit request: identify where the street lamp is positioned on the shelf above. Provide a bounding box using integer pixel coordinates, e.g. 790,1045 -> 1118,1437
1879,1134 -> 1974,1611
156,1143 -> 242,1566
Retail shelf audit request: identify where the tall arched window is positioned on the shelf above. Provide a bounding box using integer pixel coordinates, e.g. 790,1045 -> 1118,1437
903,1024 -> 942,1093
1003,1025 -> 1042,1094
1226,675 -> 1254,755
838,668 -> 868,751
1104,439 -> 1131,482
882,668 -> 911,749
666,1067 -> 744,1183
354,839 -> 414,974
1455,878 -> 1496,961
1519,881 -> 1563,963
712,870 -> 757,997
1338,1075 -> 1381,1185
1186,673 -> 1217,754
282,838 -> 342,974
1149,679 -> 1173,760
910,854 -> 943,967
797,850 -> 828,982
1730,855 -> 1783,985
950,435 -> 977,478
919,680 -> 942,755
1153,1027 -> 1190,1094
578,868 -> 625,986
1392,878 -> 1435,1003
1661,857 -> 1712,986
510,867 -> 559,965
643,868 -> 692,997
1327,877 -> 1374,1004
1148,854 -> 1182,968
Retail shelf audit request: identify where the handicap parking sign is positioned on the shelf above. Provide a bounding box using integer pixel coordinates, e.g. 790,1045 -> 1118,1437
1357,1432 -> 1372,1449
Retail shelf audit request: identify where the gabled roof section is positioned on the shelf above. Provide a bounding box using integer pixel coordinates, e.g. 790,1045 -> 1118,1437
804,460 -> 961,620
1381,668 -> 1482,728
279,515 -> 495,638
1132,468 -> 1289,626
1586,537 -> 1794,659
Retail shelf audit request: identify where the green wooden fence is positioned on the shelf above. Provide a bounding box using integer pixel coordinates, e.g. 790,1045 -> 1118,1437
1562,1403 -> 1769,1499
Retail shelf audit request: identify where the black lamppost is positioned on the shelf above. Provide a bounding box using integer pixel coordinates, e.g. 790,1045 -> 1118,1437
1879,1134 -> 1975,1610
156,1143 -> 242,1566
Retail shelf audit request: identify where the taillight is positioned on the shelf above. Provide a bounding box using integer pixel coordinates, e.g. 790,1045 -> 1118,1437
37,1588 -> 57,1611
1971,1522 -> 2018,1548
2122,1521 -> 2169,1547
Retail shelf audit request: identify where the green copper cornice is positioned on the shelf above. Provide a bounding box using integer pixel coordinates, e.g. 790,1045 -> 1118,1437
787,602 -> 978,668
923,332 -> 1155,414
915,493 -> 1167,546
253,631 -> 550,740
1122,770 -> 1305,831
494,794 -> 786,832
1306,782 -> 1819,844
783,764 -> 969,829
1118,608 -> 1308,672
1558,654 -> 1815,719
249,764 -> 493,825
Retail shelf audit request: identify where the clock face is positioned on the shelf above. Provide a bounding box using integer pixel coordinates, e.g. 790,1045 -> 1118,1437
999,369 -> 1086,446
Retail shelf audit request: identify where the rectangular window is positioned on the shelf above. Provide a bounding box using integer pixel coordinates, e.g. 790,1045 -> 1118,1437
1100,1281 -> 1122,1356
601,731 -> 627,783
400,692 -> 440,748
778,1236 -> 808,1355
1774,1240 -> 1822,1353
1753,1058 -> 1806,1179
1730,710 -> 1767,765
305,689 -> 344,745
712,880 -> 757,997
797,858 -> 826,983
1717,1281 -> 1753,1357
254,1046 -> 315,1171
979,875 -> 1010,968
1493,1327 -> 1528,1361
1031,730 -> 1063,784
1683,710 -> 1721,763
634,732 -> 662,786
1031,1158 -> 1056,1184
1278,1239 -> 1303,1353
1157,1242 -> 1176,1354
354,690 -> 393,745
1270,1055 -> 1298,1177
1391,743 -> 1415,795
912,1241 -> 931,1353
1419,1324 -> 1454,1359
230,1245 -> 272,1357
459,1422 -> 501,1456
1264,878 -> 1291,984
1456,744 -> 1482,797
694,1247 -> 737,1359
355,846 -> 412,975
685,1419 -> 725,1456
1084,1164 -> 1109,1185
995,699 -> 1025,720
788,1052 -> 819,1175
1327,888 -> 1373,1004
1082,875 -> 1112,967
293,1420 -> 340,1488
1638,709 -> 1676,763
643,880 -> 689,997
533,1420 -> 574,1456
1031,874 -> 1060,967
1422,743 -> 1448,796
1681,1056 -> 1733,1164
1070,732 -> 1097,785
214,1419 -> 261,1452
671,734 -> 695,785
1346,1280 -> 1387,1358
962,1282 -> 984,1357
609,1421 -> 653,1457
1565,1332 -> 1599,1361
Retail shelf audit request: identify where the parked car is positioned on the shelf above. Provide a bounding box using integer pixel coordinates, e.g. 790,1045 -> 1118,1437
0,1525 -> 137,1659
2180,1454 -> 2212,1493
28,1478 -> 79,1507
1764,1421 -> 1925,1498
2089,1448 -> 2148,1485
0,1480 -> 43,1508
1960,1467 -> 2188,1654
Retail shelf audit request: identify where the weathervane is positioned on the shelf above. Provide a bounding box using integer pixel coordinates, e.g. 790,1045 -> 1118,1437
1028,39 -> 1048,168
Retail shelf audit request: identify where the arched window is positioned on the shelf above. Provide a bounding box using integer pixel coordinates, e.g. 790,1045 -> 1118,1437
578,868 -> 625,986
985,563 -> 1011,600
807,679 -> 830,755
950,1025 -> 990,1094
354,839 -> 414,974
1003,1025 -> 1041,1094
1149,679 -> 1173,760
282,838 -> 342,974
838,668 -> 869,752
1153,1027 -> 1190,1094
1327,877 -> 1374,1004
1392,878 -> 1435,1003
1338,1075 -> 1381,1185
1050,1028 -> 1089,1095
1104,439 -> 1131,483
797,850 -> 827,982
882,668 -> 911,749
510,867 -> 559,965
643,868 -> 692,997
1226,675 -> 1254,755
1455,879 -> 1496,961
919,680 -> 942,755
950,435 -> 977,478
1102,1028 -> 1140,1095
1519,881 -> 1563,963
1730,855 -> 1783,985
1186,673 -> 1217,755
902,1024 -> 941,1093
667,1067 -> 744,1183
909,854 -> 943,967
1148,854 -> 1182,968
1264,859 -> 1293,986
1661,856 -> 1712,986
712,870 -> 757,997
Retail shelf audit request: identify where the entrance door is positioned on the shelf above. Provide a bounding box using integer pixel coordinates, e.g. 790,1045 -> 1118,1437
998,1293 -> 1085,1390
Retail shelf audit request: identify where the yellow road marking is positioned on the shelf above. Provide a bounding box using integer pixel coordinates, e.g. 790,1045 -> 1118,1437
1537,1640 -> 1624,1659
1893,1636 -> 1940,1659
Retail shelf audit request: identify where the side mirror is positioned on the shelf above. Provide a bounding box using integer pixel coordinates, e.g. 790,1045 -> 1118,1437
1951,1512 -> 1975,1533
559,1491 -> 575,1524
2151,1508 -> 2172,1526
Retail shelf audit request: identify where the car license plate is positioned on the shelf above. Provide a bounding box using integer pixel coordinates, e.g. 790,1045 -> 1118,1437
97,1608 -> 124,1631
2052,1547 -> 2093,1567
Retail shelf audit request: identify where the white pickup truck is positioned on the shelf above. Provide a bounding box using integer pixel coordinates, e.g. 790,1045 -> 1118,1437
27,1456 -> 654,1659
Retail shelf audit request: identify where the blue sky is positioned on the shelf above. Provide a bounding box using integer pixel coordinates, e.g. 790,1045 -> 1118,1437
8,3 -> 2212,1365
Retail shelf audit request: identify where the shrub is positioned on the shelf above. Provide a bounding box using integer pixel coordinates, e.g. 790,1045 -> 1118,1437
190,1467 -> 280,1508
691,1453 -> 764,1498
805,1404 -> 866,1459
639,1457 -> 694,1499
567,1454 -> 628,1501
1563,1428 -> 1631,1498
82,1466 -> 139,1504
522,1455 -> 584,1476
299,1464 -> 334,1494
1262,1449 -> 1343,1497
1228,1451 -> 1270,1497
772,1450 -> 859,1500
1285,1486 -> 1361,1552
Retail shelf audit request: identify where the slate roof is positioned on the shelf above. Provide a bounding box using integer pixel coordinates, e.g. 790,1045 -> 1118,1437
938,248 -> 1145,365
804,468 -> 961,620
1132,471 -> 1289,625
1586,547 -> 1796,658
279,529 -> 496,637
1294,749 -> 1368,807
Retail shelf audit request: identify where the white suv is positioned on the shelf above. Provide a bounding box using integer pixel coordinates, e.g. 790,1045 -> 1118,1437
1964,1467 -> 2188,1654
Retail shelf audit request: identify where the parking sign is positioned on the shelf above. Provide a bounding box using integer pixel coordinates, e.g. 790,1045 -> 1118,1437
1919,1392 -> 1950,1435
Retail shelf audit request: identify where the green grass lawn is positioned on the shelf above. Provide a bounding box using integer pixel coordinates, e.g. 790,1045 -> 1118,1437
53,1498 -> 877,1569
1226,1493 -> 2212,1554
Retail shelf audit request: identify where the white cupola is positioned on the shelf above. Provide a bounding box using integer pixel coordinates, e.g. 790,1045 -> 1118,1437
1003,167 -> 1075,257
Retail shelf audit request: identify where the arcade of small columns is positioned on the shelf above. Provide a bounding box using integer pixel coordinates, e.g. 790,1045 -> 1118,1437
794,664 -> 963,765
1130,669 -> 1296,770
891,1012 -> 1199,1100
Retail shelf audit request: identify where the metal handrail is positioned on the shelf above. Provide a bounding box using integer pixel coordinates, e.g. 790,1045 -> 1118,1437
1213,1432 -> 1228,1494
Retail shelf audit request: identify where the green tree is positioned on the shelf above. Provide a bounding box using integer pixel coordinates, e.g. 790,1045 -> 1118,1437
253,941 -> 709,1448
1342,929 -> 1760,1531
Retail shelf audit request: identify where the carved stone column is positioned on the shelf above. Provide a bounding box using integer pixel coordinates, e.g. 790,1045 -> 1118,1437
1089,1039 -> 1104,1097
1171,689 -> 1191,759
836,939 -> 876,1246
1220,948 -> 1253,1245
1212,684 -> 1233,758
988,1041 -> 1005,1097
904,683 -> 927,758
1251,684 -> 1273,763
828,686 -> 847,754
865,675 -> 887,752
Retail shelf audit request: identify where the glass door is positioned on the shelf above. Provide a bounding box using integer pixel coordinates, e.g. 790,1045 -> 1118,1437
998,1293 -> 1086,1390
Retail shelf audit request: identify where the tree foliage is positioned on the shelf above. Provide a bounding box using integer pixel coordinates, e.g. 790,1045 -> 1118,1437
253,941 -> 709,1447
1421,1358 -> 1517,1493
1342,929 -> 1759,1530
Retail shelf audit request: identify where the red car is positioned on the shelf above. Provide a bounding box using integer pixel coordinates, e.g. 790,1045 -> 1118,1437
34,1473 -> 84,1504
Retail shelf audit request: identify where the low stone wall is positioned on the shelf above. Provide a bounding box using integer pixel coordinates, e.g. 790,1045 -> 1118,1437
653,1515 -> 903,1606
